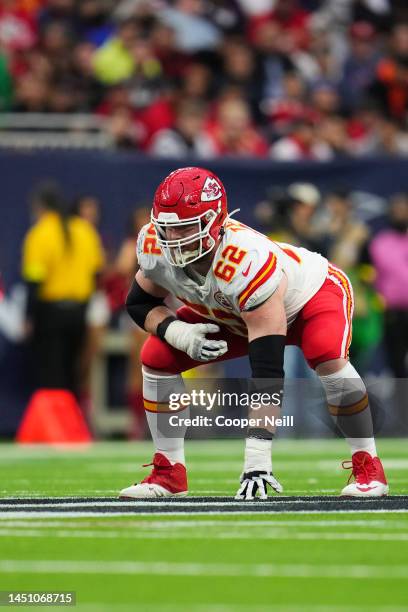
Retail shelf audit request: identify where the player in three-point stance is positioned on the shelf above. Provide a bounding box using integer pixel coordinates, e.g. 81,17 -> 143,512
120,167 -> 388,500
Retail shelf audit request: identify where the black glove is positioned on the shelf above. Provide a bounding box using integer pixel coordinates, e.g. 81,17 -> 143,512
235,470 -> 283,500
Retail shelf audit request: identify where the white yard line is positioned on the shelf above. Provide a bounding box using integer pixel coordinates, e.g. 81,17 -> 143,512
0,528 -> 408,542
1,519 -> 407,528
0,559 -> 407,579
1,497 -> 405,508
0,509 -> 407,518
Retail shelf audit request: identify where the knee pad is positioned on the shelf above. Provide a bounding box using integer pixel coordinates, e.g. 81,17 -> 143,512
319,362 -> 368,417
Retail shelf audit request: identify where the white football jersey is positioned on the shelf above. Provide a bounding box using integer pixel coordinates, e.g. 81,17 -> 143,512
137,219 -> 328,337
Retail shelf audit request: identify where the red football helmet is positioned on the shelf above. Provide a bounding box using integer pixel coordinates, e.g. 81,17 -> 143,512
151,167 -> 228,267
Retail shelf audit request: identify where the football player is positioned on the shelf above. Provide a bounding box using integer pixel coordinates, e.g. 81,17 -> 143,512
120,167 -> 388,500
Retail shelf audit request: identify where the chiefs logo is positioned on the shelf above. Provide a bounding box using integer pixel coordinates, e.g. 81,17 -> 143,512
201,177 -> 222,202
214,291 -> 233,310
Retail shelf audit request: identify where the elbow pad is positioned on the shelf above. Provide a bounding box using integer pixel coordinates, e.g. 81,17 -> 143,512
125,279 -> 165,329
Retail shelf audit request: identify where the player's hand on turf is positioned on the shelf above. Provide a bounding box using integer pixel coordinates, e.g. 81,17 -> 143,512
235,470 -> 283,500
164,320 -> 228,362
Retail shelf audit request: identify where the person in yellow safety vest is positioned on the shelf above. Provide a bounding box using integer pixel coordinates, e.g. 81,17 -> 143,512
22,181 -> 104,394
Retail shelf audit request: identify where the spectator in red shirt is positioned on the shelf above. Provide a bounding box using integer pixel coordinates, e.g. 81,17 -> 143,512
136,93 -> 176,150
207,96 -> 268,157
262,71 -> 311,138
271,117 -> 332,161
248,0 -> 310,50
0,0 -> 37,54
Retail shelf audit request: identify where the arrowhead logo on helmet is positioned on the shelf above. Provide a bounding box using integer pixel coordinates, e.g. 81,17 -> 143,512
201,177 -> 223,202
151,167 -> 228,267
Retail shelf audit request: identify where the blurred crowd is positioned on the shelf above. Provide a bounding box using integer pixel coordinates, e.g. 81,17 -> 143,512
255,183 -> 408,380
1,0 -> 408,158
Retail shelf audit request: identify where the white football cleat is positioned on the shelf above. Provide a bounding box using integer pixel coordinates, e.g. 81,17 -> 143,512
341,451 -> 389,497
119,452 -> 188,499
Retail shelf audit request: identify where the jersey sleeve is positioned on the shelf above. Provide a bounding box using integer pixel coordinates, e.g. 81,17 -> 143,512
136,222 -> 163,275
216,229 -> 283,312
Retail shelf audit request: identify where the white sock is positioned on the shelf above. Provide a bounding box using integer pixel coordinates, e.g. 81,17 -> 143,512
244,438 -> 272,472
143,367 -> 187,465
346,437 -> 377,458
319,362 -> 377,458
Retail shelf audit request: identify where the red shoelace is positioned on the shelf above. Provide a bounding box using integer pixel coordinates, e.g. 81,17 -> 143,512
342,454 -> 377,485
141,458 -> 172,484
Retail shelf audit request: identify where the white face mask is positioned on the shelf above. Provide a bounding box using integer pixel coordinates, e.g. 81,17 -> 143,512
151,207 -> 219,267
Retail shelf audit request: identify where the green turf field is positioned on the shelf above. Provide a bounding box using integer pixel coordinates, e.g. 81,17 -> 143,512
0,438 -> 407,611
